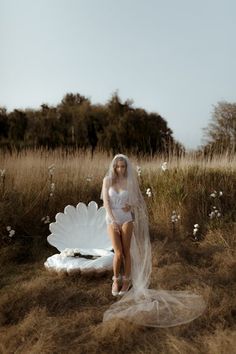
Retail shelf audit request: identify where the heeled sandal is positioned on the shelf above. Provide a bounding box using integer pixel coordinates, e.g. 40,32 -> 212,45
119,275 -> 131,296
111,275 -> 121,296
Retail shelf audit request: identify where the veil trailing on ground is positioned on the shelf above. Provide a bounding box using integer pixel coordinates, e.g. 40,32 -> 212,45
101,154 -> 206,327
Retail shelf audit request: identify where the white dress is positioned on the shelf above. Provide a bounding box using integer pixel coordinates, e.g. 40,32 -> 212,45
106,186 -> 133,225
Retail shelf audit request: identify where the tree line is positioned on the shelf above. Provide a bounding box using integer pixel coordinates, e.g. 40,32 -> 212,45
1,93 -> 234,155
0,93 -> 184,156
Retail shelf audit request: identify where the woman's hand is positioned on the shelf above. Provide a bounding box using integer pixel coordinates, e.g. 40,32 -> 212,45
122,203 -> 131,212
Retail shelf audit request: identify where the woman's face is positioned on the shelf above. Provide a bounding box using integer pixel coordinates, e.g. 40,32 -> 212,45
115,159 -> 127,177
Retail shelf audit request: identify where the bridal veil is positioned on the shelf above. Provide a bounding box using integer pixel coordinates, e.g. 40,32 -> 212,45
101,154 -> 206,327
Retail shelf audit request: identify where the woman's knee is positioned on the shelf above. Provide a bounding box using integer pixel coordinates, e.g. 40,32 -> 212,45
123,249 -> 131,259
115,249 -> 123,260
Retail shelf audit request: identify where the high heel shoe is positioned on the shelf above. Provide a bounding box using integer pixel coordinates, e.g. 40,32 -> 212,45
111,275 -> 121,296
118,275 -> 131,296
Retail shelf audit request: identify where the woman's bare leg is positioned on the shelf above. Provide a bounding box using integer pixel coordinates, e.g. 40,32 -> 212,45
107,225 -> 123,279
120,222 -> 133,279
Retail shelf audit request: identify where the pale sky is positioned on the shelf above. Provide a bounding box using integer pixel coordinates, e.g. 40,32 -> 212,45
1,0 -> 236,149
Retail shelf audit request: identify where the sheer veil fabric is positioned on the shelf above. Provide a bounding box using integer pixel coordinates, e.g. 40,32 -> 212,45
101,154 -> 206,327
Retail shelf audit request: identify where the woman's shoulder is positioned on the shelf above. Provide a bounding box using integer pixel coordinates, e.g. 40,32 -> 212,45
103,175 -> 112,186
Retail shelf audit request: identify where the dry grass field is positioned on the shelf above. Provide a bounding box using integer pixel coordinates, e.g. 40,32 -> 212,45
0,149 -> 235,354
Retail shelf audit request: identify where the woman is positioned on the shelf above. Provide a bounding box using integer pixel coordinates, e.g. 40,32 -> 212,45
101,154 -> 135,296
101,154 -> 206,327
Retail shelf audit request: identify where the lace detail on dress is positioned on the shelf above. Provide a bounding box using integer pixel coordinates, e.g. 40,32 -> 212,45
106,187 -> 133,225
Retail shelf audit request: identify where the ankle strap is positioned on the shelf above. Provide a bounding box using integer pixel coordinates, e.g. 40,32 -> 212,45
122,275 -> 131,281
112,275 -> 121,281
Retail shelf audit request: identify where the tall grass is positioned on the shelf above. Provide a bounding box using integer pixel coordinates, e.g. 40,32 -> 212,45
0,148 -> 235,353
0,148 -> 235,245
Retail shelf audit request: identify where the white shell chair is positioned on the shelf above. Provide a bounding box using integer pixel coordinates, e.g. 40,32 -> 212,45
44,201 -> 114,275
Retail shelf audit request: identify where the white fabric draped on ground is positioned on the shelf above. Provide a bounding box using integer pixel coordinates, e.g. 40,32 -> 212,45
103,287 -> 206,327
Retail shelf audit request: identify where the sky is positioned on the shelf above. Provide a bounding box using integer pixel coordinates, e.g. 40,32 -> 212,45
1,0 -> 236,150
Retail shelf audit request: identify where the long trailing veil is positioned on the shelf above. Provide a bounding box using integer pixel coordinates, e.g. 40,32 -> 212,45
101,154 -> 206,327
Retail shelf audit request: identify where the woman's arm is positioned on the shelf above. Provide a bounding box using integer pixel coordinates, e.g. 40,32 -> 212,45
102,176 -> 117,224
122,203 -> 132,212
